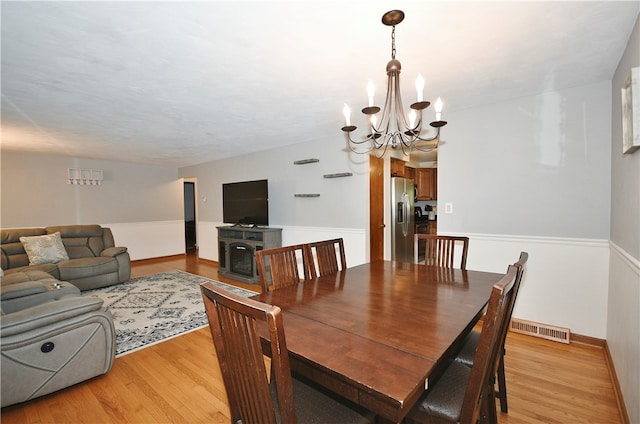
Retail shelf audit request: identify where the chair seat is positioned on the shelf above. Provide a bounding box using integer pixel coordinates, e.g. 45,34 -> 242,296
455,330 -> 480,367
408,361 -> 471,423
273,375 -> 374,424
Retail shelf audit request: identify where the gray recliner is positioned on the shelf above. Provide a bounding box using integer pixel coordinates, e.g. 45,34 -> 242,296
1,275 -> 116,407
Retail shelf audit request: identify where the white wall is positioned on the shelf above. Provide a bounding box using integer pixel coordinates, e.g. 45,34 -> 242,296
608,14 -> 640,424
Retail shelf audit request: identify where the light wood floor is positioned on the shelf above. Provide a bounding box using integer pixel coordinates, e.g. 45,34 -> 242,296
1,252 -> 623,423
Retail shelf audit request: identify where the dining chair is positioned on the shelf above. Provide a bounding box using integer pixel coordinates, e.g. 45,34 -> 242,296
255,244 -> 316,293
404,264 -> 519,424
452,251 -> 529,414
200,282 -> 375,424
414,234 -> 469,269
305,238 -> 347,277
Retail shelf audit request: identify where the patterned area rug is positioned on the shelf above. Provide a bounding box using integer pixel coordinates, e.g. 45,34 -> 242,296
84,270 -> 257,357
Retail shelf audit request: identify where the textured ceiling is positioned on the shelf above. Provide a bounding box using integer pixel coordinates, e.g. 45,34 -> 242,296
1,1 -> 639,168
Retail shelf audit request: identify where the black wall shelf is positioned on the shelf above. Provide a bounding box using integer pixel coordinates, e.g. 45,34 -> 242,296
294,194 -> 320,197
293,158 -> 320,165
323,172 -> 353,178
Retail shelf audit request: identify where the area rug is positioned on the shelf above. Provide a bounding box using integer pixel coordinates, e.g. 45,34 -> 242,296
83,270 -> 257,357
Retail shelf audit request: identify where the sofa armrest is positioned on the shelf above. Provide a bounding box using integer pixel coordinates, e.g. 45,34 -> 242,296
101,246 -> 127,257
1,281 -> 47,300
1,296 -> 104,337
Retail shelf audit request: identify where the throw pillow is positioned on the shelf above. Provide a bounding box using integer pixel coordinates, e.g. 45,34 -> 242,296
19,232 -> 69,265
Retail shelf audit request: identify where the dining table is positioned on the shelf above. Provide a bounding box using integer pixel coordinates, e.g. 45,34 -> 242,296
252,260 -> 505,423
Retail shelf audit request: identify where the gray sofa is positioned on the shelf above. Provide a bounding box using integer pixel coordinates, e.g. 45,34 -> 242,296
1,270 -> 116,407
1,225 -> 130,291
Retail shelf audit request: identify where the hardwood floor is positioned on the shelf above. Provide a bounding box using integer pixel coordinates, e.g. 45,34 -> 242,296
1,252 -> 623,423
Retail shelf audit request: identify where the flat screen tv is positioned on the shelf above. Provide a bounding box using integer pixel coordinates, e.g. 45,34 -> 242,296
222,179 -> 269,226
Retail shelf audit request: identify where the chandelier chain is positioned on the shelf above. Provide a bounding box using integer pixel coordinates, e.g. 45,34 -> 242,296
391,25 -> 396,60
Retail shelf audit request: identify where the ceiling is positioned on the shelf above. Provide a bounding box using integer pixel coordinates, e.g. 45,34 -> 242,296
1,1 -> 638,168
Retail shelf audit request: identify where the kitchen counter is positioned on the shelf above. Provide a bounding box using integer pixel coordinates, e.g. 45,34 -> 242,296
415,217 -> 436,224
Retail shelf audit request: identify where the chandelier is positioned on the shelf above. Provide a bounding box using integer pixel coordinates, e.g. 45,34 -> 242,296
341,10 -> 447,158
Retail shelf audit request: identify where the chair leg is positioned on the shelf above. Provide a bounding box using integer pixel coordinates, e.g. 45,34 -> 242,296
480,383 -> 499,424
496,348 -> 508,413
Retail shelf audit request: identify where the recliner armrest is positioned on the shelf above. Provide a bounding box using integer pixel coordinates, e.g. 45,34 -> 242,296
1,281 -> 47,300
101,246 -> 127,257
1,296 -> 105,337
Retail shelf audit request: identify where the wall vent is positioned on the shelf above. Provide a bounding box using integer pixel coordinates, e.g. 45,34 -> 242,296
510,318 -> 570,344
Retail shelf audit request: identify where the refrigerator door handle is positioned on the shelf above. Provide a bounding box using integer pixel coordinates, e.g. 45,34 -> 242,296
401,192 -> 410,237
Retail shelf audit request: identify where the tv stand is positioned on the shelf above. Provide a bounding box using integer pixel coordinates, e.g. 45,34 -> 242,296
217,226 -> 282,284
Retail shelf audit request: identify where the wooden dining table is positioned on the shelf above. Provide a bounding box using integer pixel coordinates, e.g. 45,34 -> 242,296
252,260 -> 505,423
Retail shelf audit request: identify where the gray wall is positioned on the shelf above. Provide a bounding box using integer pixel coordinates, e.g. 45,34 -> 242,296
438,80 -> 611,239
1,151 -> 183,227
180,136 -> 368,229
608,14 -> 639,424
611,18 -> 640,259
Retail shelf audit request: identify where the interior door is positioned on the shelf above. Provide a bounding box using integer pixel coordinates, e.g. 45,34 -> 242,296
184,181 -> 196,251
369,155 -> 384,261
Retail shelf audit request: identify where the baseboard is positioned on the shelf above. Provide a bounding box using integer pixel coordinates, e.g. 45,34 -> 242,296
197,257 -> 218,266
603,340 -> 630,424
131,253 -> 187,264
570,332 -> 605,347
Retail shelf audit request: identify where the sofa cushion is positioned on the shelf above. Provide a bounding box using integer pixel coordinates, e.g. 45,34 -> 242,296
19,232 -> 69,265
2,228 -> 46,270
1,270 -> 56,286
3,264 -> 60,280
46,225 -> 105,258
57,257 -> 118,281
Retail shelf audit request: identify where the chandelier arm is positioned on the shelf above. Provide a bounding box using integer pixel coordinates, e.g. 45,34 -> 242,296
412,126 -> 441,143
392,74 -> 411,133
372,73 -> 395,139
344,133 -> 375,155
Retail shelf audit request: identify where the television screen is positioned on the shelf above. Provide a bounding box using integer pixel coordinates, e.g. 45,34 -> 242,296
222,179 -> 269,226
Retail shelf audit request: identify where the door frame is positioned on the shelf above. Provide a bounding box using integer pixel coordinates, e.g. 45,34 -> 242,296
369,155 -> 384,261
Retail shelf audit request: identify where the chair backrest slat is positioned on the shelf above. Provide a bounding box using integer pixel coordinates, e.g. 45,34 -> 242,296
306,238 -> 347,277
201,282 -> 297,424
459,265 -> 518,423
414,234 -> 469,269
256,244 -> 315,293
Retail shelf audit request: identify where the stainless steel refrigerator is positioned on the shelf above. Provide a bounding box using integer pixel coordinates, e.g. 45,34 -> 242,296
391,177 -> 415,263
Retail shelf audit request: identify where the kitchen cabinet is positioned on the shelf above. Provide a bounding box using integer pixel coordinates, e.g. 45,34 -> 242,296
415,168 -> 437,200
390,158 -> 407,177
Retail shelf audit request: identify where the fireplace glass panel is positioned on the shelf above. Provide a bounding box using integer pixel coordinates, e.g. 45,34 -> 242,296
230,243 -> 254,277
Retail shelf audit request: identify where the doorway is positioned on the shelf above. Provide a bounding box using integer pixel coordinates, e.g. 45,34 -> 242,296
184,181 -> 196,251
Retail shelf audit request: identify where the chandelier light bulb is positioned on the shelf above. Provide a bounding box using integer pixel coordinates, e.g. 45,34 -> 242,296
435,97 -> 443,121
415,74 -> 424,102
343,103 -> 351,126
370,114 -> 378,129
409,110 -> 416,128
367,80 -> 376,107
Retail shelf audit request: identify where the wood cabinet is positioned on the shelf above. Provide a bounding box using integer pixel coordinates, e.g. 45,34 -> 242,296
390,158 -> 407,177
415,168 -> 437,200
217,226 -> 282,284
